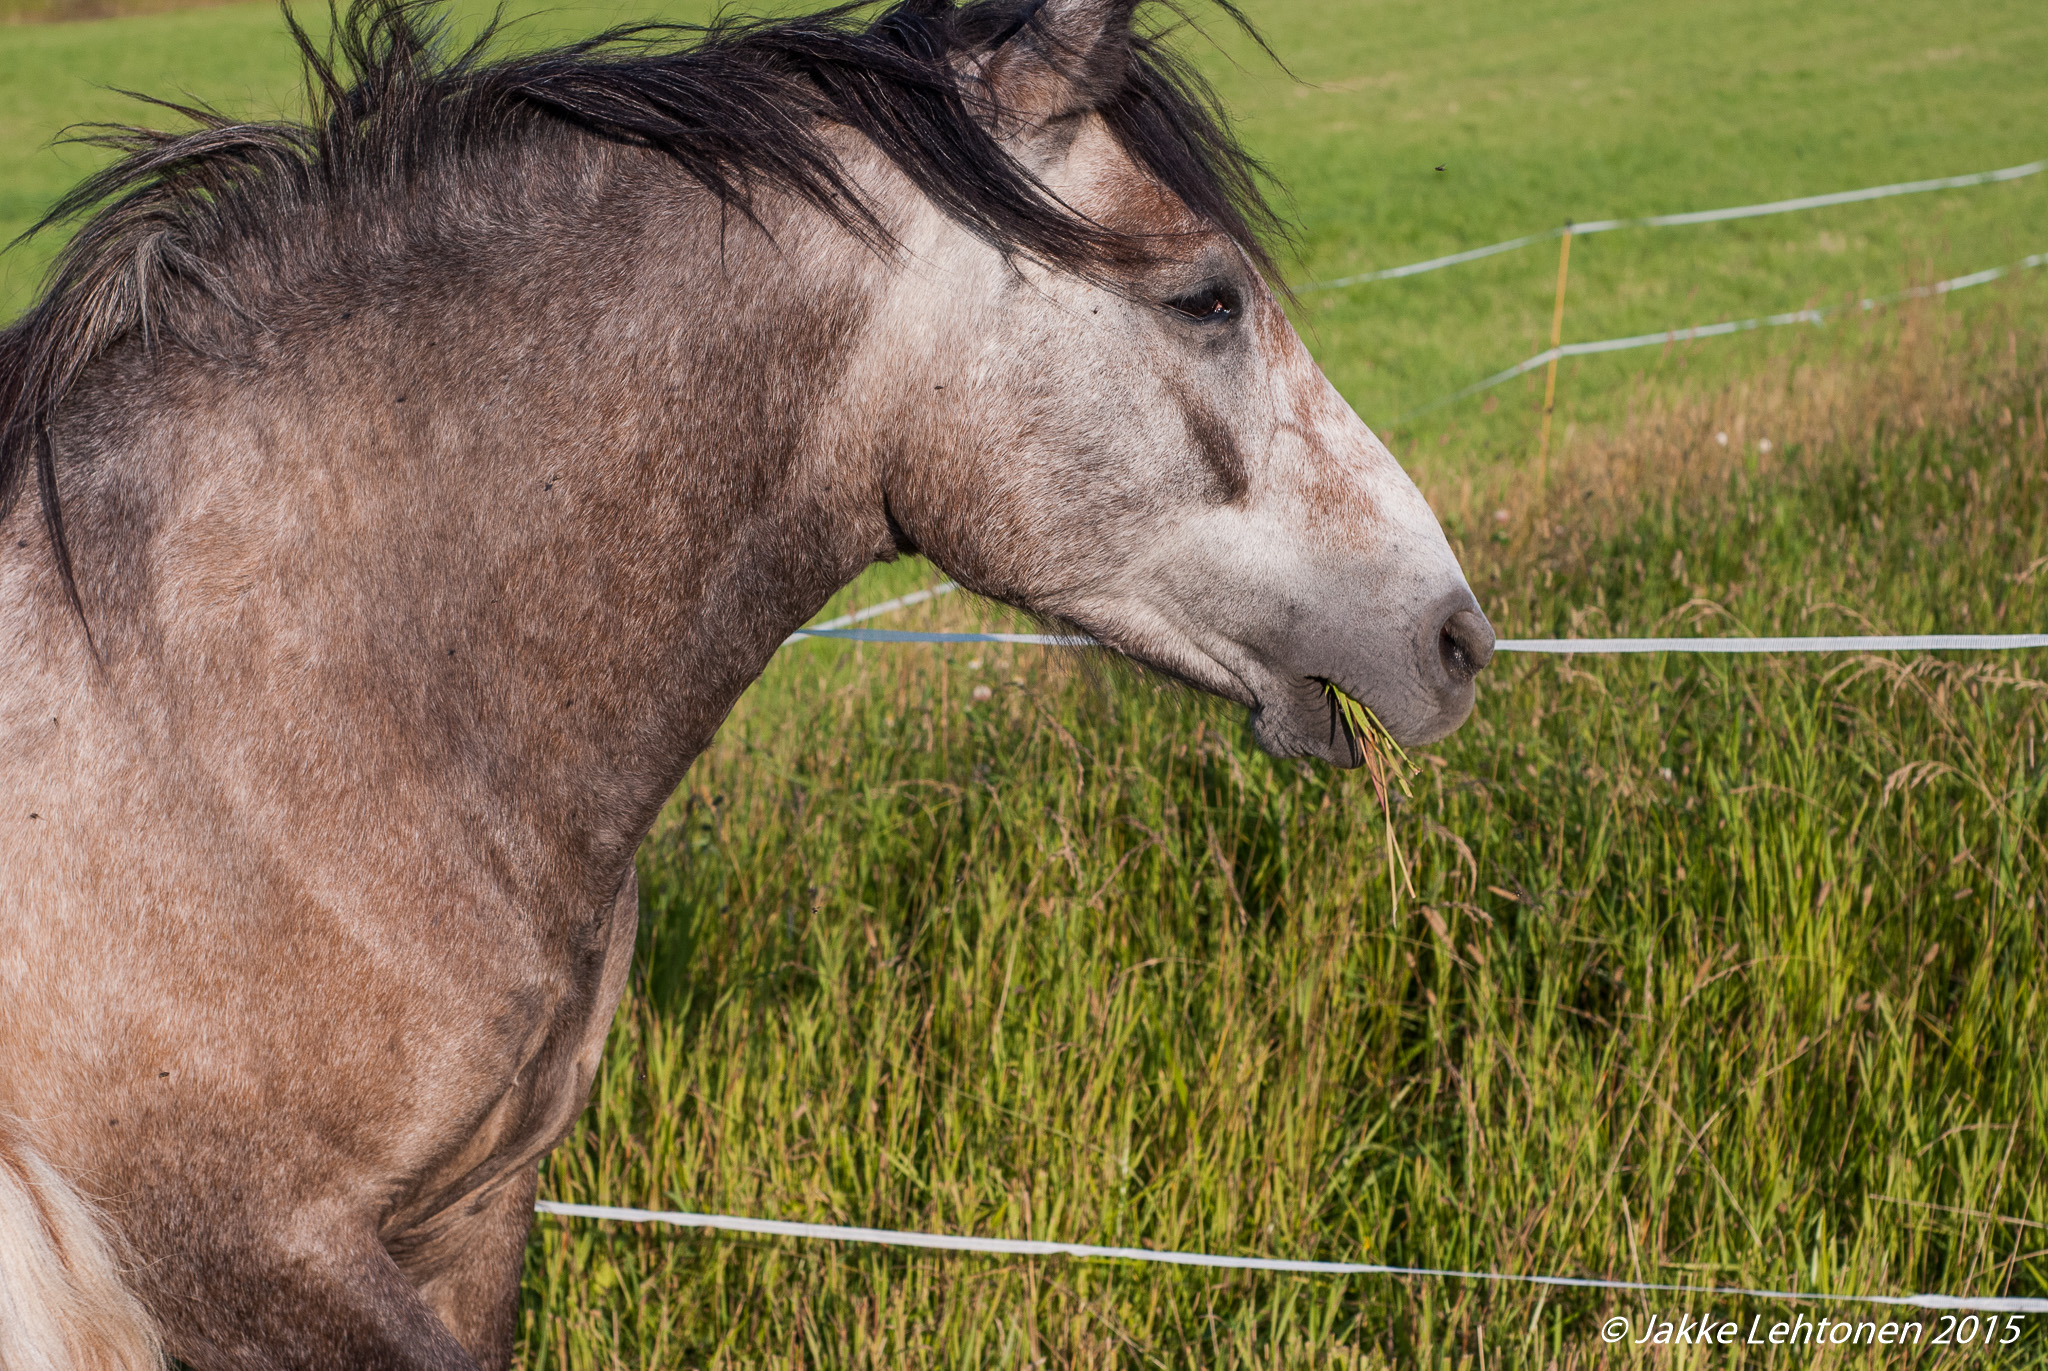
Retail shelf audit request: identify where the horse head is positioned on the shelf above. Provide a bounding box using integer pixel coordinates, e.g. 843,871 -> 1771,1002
851,0 -> 1493,755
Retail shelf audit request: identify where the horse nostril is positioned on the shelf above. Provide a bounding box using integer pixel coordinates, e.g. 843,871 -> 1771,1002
1437,607 -> 1495,683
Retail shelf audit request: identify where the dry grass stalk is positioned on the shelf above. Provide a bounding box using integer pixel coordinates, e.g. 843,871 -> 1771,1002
1324,683 -> 1419,912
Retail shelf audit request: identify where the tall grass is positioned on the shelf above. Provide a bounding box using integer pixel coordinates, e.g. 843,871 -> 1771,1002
519,306 -> 2048,1367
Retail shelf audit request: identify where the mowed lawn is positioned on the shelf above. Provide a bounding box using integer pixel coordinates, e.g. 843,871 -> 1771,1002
2,0 -> 2046,1366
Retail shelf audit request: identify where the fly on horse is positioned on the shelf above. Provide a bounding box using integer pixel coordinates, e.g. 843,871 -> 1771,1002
0,0 -> 1491,1363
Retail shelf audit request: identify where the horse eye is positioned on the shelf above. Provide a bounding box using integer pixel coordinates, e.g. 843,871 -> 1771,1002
1164,283 -> 1241,323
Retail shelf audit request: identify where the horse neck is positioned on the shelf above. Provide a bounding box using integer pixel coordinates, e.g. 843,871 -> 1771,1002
56,174 -> 899,907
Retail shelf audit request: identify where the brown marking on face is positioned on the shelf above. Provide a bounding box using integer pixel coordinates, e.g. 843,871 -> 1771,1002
1169,380 -> 1251,502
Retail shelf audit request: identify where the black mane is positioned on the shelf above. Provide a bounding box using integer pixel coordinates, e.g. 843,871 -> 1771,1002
0,0 -> 1283,614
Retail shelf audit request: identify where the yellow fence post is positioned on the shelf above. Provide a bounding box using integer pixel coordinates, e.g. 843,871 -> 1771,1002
1537,220 -> 1574,487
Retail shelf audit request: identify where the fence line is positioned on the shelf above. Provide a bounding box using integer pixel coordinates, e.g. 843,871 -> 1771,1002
782,580 -> 957,645
793,615 -> 2048,657
1305,158 -> 2046,291
801,626 -> 2048,653
794,626 -> 1092,646
1495,634 -> 2048,655
1397,250 -> 2047,422
534,1200 -> 2048,1315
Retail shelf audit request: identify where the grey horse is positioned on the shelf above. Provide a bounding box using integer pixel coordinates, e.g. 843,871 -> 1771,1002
0,0 -> 1492,1364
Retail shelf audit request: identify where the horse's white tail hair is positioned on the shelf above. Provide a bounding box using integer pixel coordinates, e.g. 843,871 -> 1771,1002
0,1119 -> 162,1371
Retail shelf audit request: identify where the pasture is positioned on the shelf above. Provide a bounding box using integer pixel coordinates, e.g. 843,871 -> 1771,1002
2,0 -> 2045,1365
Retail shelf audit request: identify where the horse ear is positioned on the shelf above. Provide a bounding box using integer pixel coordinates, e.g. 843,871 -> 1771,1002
974,0 -> 1140,126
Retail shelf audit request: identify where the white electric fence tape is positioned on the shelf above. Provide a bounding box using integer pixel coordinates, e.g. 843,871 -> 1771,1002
1401,251 -> 2048,421
1497,634 -> 2048,654
794,625 -> 1090,646
795,616 -> 2048,655
1305,158 -> 2047,291
783,580 -> 958,645
534,1200 -> 2048,1314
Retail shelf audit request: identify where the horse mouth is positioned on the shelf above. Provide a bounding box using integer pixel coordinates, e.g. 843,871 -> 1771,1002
1244,604 -> 1493,761
1058,587 -> 1492,763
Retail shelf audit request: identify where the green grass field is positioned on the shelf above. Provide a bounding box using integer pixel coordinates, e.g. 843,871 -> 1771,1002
3,0 -> 2046,1365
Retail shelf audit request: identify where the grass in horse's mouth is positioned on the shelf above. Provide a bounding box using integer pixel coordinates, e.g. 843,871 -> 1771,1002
1323,682 -> 1418,912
